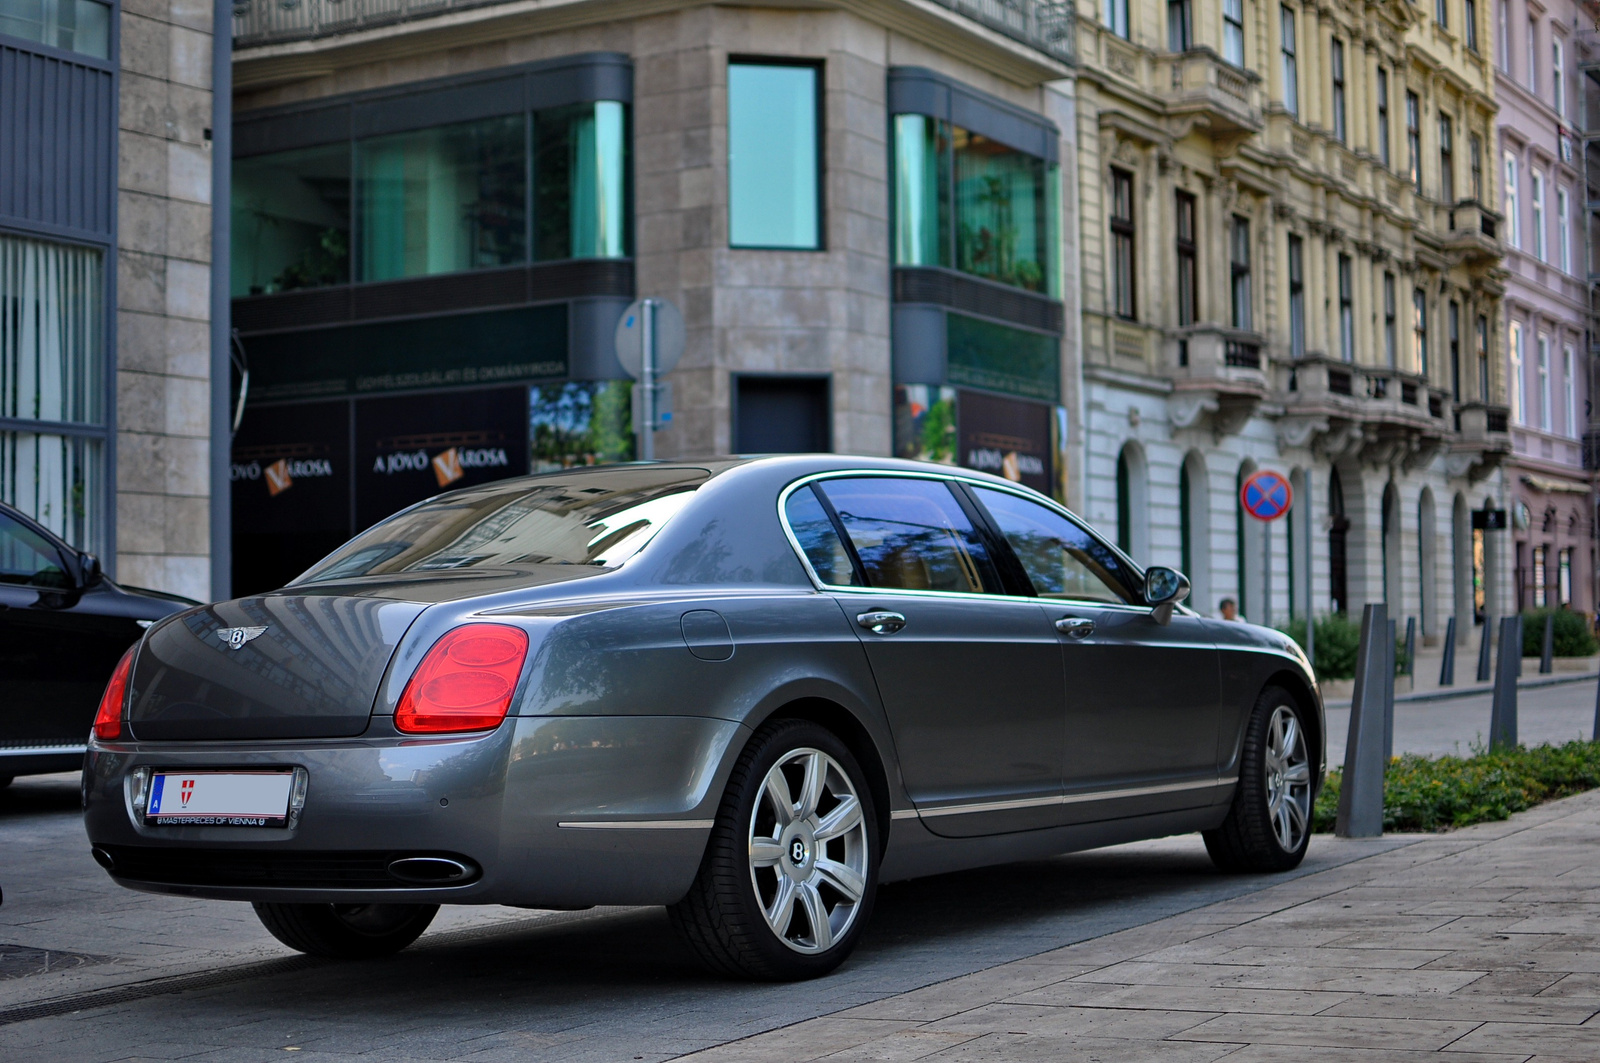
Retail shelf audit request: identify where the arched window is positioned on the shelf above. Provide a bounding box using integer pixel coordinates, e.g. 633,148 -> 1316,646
1115,442 -> 1149,562
1329,468 -> 1349,614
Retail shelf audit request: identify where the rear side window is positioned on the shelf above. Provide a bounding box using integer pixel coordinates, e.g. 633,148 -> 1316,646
783,486 -> 860,586
813,477 -> 998,594
971,486 -> 1136,604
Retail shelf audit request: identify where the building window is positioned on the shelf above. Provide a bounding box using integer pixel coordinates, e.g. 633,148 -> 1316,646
1224,0 -> 1245,66
1338,254 -> 1354,361
1231,215 -> 1252,329
1331,39 -> 1346,142
729,61 -> 821,250
1559,547 -> 1572,605
1110,168 -> 1136,320
1537,334 -> 1551,430
1383,273 -> 1397,366
1509,320 -> 1524,422
1470,133 -> 1482,201
233,144 -> 353,295
1406,91 -> 1421,190
1563,344 -> 1577,437
0,0 -> 109,58
1477,314 -> 1490,401
1498,0 -> 1509,70
1281,7 -> 1298,117
1533,545 -> 1547,607
1449,300 -> 1461,401
1376,68 -> 1391,169
1439,114 -> 1454,203
1504,153 -> 1520,249
1436,0 -> 1447,29
1414,289 -> 1429,376
1105,0 -> 1129,37
1465,0 -> 1477,51
1176,191 -> 1197,327
1528,18 -> 1538,92
1532,170 -> 1547,262
891,114 -> 1058,295
1288,234 -> 1305,357
1553,38 -> 1565,116
0,236 -> 105,550
1558,186 -> 1571,273
1169,0 -> 1193,49
735,376 -> 831,453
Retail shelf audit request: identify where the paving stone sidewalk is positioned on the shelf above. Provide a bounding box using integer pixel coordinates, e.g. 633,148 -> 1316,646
675,788 -> 1600,1062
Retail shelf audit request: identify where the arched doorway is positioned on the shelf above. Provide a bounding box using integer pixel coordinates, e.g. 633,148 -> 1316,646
1452,492 -> 1472,641
1289,467 -> 1311,620
1329,467 -> 1350,614
1180,450 -> 1211,610
1382,481 -> 1403,612
1116,441 -> 1149,563
1418,487 -> 1437,638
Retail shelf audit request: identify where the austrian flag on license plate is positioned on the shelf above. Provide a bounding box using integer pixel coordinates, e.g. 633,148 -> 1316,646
146,771 -> 294,827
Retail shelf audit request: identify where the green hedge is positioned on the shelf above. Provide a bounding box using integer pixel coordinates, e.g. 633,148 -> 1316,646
1276,613 -> 1409,682
1312,740 -> 1600,832
1519,609 -> 1599,658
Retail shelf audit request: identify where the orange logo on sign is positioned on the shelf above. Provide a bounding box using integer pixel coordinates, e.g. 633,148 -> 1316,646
432,447 -> 465,488
264,458 -> 293,496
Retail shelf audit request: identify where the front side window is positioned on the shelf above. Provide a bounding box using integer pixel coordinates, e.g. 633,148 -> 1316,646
1110,168 -> 1136,320
0,514 -> 70,588
1376,68 -> 1391,168
1384,272 -> 1397,367
1169,0 -> 1193,50
1176,191 -> 1197,327
0,0 -> 109,58
1406,91 -> 1421,190
1231,215 -> 1252,330
1224,0 -> 1245,66
1281,7 -> 1298,117
1338,254 -> 1353,361
1504,153 -> 1520,248
1104,0 -> 1129,38
1331,39 -> 1346,142
1288,234 -> 1304,357
816,477 -> 998,594
1439,115 -> 1454,203
1413,289 -> 1429,376
971,487 -> 1136,604
729,61 -> 821,250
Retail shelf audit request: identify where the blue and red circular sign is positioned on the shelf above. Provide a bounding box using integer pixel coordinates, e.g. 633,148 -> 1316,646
1240,470 -> 1292,522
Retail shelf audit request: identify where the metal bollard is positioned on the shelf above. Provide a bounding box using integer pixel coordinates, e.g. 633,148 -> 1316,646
1540,613 -> 1554,675
1439,616 -> 1456,686
1403,616 -> 1416,690
1489,614 -> 1521,751
1476,620 -> 1493,682
1336,603 -> 1390,838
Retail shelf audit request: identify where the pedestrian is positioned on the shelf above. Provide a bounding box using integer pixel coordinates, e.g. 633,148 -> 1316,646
1219,597 -> 1239,622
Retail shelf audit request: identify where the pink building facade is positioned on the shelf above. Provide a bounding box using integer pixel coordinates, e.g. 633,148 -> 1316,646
1495,0 -> 1596,615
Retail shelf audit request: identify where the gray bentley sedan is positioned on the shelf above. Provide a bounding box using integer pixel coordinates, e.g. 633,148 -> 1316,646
84,456 -> 1322,980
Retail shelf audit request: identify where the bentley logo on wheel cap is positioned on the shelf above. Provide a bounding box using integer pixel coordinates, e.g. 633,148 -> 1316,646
217,626 -> 268,650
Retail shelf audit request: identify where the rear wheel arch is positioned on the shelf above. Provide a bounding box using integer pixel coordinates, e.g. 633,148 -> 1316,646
743,697 -> 893,850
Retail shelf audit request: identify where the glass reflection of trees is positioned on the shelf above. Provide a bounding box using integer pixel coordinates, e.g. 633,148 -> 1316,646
972,487 -> 1134,604
818,479 -> 995,594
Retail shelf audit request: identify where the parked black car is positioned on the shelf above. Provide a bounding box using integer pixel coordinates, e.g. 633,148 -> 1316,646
0,501 -> 194,784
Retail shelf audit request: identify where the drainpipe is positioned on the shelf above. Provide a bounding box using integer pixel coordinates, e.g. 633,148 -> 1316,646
209,0 -> 233,602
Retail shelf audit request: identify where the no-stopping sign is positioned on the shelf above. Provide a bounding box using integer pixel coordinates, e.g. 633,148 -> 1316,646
1240,470 -> 1292,522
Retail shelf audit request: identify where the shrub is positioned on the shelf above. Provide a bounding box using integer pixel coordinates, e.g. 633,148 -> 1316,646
1312,739 -> 1600,833
1277,613 -> 1408,682
1519,608 -> 1598,658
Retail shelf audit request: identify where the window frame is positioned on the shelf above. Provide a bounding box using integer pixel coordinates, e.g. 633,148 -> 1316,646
1553,37 -> 1565,116
1509,319 -> 1525,422
1105,0 -> 1130,38
1175,190 -> 1198,328
1331,38 -> 1346,143
1504,152 -> 1520,249
1532,169 -> 1546,262
1169,0 -> 1193,50
1563,343 -> 1577,437
1449,299 -> 1461,401
1338,254 -> 1354,362
1281,6 -> 1298,117
1537,333 -> 1551,431
1465,0 -> 1477,51
1406,90 -> 1421,191
1470,133 -> 1482,201
1435,0 -> 1448,28
1558,185 -> 1571,273
1110,167 -> 1137,321
1413,288 -> 1429,376
1384,272 -> 1398,367
1439,113 -> 1454,204
1231,215 -> 1253,331
1288,233 -> 1305,358
1223,0 -> 1245,66
1376,68 -> 1391,169
727,56 -> 826,252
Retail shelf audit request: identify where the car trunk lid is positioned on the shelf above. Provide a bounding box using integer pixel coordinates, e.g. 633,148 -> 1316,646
128,595 -> 425,741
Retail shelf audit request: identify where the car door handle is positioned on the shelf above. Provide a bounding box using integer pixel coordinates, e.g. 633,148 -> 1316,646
857,610 -> 907,635
1055,616 -> 1095,639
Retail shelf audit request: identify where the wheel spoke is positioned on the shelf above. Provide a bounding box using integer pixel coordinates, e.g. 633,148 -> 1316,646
1280,714 -> 1301,759
815,795 -> 862,842
814,858 -> 865,902
797,882 -> 833,950
750,837 -> 784,868
1282,761 -> 1312,785
764,875 -> 797,935
1274,799 -> 1294,850
764,769 -> 796,828
1285,794 -> 1308,836
796,753 -> 826,821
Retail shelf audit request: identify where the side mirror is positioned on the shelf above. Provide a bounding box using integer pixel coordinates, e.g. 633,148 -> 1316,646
1144,566 -> 1191,626
79,552 -> 103,587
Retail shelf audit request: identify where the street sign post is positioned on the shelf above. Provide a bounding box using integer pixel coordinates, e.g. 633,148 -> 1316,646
614,298 -> 685,461
1239,470 -> 1292,627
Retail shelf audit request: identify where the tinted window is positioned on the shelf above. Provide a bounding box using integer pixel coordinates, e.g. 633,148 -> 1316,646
972,487 -> 1135,604
816,478 -> 997,593
784,486 -> 859,586
298,467 -> 707,583
0,513 -> 70,588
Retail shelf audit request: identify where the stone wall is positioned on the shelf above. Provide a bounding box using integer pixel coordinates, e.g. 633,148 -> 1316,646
115,0 -> 214,599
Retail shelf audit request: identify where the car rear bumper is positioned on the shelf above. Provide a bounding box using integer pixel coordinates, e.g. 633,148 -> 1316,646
83,714 -> 746,907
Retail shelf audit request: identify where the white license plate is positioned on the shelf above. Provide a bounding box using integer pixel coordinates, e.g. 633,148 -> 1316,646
146,771 -> 294,827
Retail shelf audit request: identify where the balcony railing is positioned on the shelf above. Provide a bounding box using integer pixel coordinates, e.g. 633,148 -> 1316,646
234,0 -> 1076,59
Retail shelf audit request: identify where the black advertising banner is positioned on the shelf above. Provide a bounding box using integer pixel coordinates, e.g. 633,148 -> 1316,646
231,401 -> 351,595
957,389 -> 1053,495
355,388 -> 530,531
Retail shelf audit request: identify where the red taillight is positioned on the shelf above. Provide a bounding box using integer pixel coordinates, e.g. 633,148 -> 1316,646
94,646 -> 136,741
395,624 -> 530,734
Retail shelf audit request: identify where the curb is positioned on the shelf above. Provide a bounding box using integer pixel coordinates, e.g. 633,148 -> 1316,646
1324,668 -> 1598,710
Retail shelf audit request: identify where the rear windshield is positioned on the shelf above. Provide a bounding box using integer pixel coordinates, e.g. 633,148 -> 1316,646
295,467 -> 709,584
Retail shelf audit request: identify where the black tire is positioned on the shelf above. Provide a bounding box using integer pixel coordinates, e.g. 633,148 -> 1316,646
669,718 -> 879,981
1205,685 -> 1314,873
252,902 -> 438,958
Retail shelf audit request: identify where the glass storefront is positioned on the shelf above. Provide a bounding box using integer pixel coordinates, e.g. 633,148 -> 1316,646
232,102 -> 631,297
892,115 -> 1059,296
894,385 -> 1066,502
0,235 -> 104,549
0,0 -> 110,58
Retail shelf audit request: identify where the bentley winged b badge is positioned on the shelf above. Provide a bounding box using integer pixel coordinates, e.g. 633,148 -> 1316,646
217,625 -> 268,650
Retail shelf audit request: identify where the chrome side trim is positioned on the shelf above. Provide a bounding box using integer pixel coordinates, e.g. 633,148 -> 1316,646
556,819 -> 714,830
914,776 -> 1237,819
0,744 -> 87,759
889,809 -> 919,821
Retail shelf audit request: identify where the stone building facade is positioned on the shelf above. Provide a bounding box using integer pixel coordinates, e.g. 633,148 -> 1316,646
1493,0 -> 1596,616
1076,0 -> 1514,639
223,0 -> 1079,592
1,0 -> 220,601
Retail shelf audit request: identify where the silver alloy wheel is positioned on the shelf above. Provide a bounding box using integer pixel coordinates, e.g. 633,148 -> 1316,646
1264,705 -> 1312,852
748,747 -> 869,954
